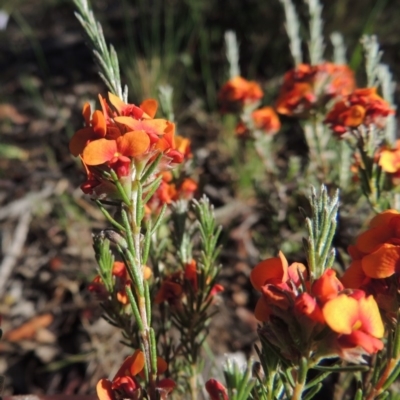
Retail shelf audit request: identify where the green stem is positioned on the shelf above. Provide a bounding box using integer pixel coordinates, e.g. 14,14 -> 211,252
129,183 -> 157,399
190,363 -> 198,400
356,134 -> 380,212
304,114 -> 327,181
366,357 -> 400,400
292,358 -> 309,400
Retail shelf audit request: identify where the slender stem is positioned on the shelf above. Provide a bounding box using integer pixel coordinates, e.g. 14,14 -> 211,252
266,371 -> 275,400
253,134 -> 277,176
356,133 -> 380,212
292,379 -> 307,400
366,358 -> 398,400
304,114 -> 328,181
291,357 -> 311,400
129,184 -> 157,399
190,363 -> 198,400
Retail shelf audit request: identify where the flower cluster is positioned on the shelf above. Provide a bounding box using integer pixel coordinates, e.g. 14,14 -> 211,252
219,76 -> 281,137
276,62 -> 355,117
324,87 -> 394,135
69,93 -> 184,198
251,251 -> 384,362
97,350 -> 175,400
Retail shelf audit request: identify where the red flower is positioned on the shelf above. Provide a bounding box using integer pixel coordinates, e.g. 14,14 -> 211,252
205,379 -> 229,400
97,350 -> 145,400
155,271 -> 184,307
97,350 -> 174,400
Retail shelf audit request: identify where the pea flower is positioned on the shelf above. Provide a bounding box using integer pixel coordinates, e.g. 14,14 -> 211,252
205,379 -> 229,400
324,88 -> 394,135
97,350 -> 175,400
378,139 -> 400,177
323,290 -> 384,354
236,106 -> 281,136
342,209 -> 400,282
250,251 -> 307,322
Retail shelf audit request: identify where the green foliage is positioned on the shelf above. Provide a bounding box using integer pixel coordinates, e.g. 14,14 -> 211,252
303,186 -> 339,280
73,0 -> 126,99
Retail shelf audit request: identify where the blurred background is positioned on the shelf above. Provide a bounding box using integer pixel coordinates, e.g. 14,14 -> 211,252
0,0 -> 399,396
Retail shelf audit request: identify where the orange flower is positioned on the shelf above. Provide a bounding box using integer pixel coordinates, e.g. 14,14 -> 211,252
236,106 -> 281,136
323,291 -> 384,354
276,63 -> 355,117
251,107 -> 281,134
311,269 -> 344,303
205,379 -> 229,400
82,131 -> 150,176
219,76 -> 263,113
342,210 -> 400,281
179,178 -> 198,198
250,251 -> 289,290
325,87 -> 394,135
114,115 -> 174,145
69,102 -> 120,157
147,173 -> 198,213
108,92 -> 158,119
379,139 -> 400,175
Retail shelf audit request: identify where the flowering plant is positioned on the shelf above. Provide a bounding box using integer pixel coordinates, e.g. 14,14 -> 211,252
23,0 -> 400,399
